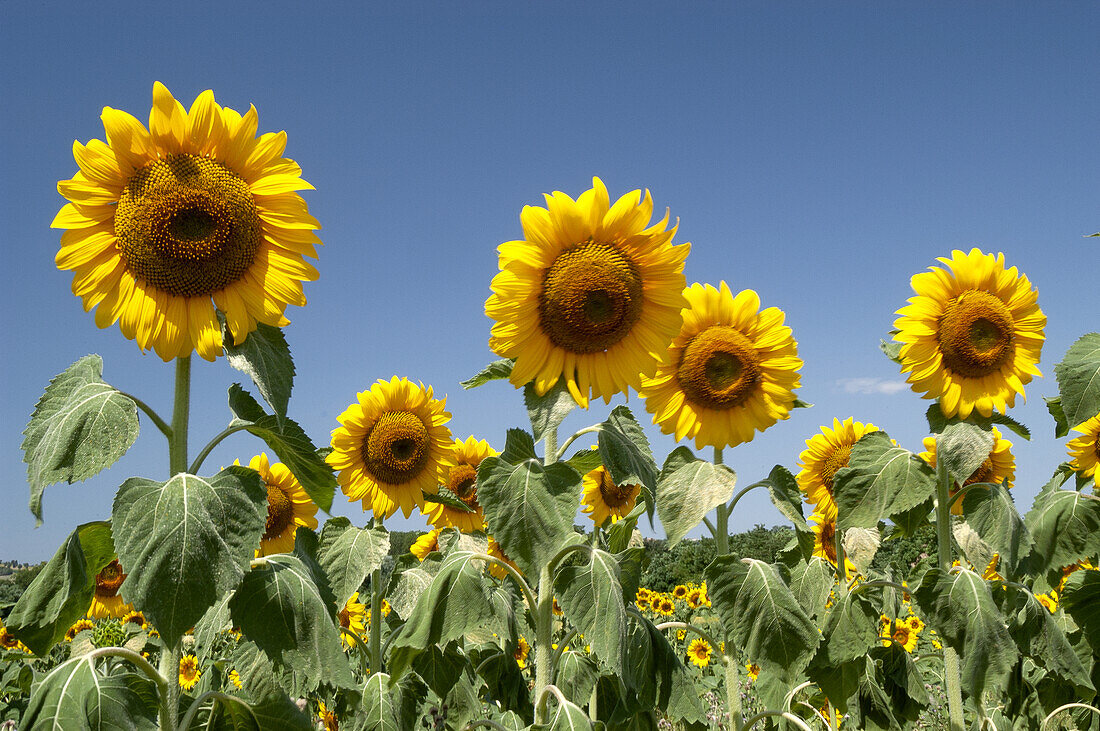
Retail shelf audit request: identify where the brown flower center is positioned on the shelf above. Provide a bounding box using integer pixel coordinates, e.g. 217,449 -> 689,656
338,608 -> 351,629
597,469 -> 637,509
95,560 -> 126,598
263,483 -> 294,541
446,463 -> 480,505
820,445 -> 853,495
819,522 -> 838,563
115,154 -> 261,298
963,456 -> 995,487
937,290 -> 1016,378
892,625 -> 911,646
538,242 -> 644,353
361,411 -> 430,484
677,326 -> 761,410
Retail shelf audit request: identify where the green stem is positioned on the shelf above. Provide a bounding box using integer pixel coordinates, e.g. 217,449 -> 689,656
169,355 -> 191,476
714,447 -> 729,556
833,516 -> 848,593
725,480 -> 769,517
470,553 -> 538,610
159,644 -> 181,731
711,445 -> 740,730
555,425 -> 600,461
370,517 -> 384,675
934,440 -> 965,731
533,565 -> 555,724
189,424 -> 252,474
119,392 -> 173,441
544,428 -> 559,465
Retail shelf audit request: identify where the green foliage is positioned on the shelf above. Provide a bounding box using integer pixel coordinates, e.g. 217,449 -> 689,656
598,406 -> 658,519
834,431 -> 937,531
460,358 -> 515,389
220,317 -> 295,425
1024,485 -> 1100,576
935,421 -> 994,484
21,654 -> 160,730
960,482 -> 1033,577
317,517 -> 389,608
1055,333 -> 1100,429
640,526 -> 794,592
554,548 -> 625,673
23,355 -> 139,524
360,672 -> 399,731
525,379 -> 576,443
656,446 -> 737,547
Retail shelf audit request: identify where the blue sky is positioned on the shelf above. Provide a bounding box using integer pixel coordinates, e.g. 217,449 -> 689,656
3,2 -> 1098,561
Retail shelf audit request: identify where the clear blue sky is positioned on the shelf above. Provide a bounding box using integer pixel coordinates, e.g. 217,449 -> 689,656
3,2 -> 1098,561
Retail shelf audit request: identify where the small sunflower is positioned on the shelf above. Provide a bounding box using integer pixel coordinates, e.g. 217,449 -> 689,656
657,598 -> 676,616
810,508 -> 858,579
65,618 -> 96,641
581,466 -> 641,527
514,636 -> 530,669
179,654 -> 201,691
410,529 -> 442,561
746,662 -> 761,682
228,669 -> 243,691
0,619 -> 30,653
237,452 -> 319,556
893,249 -> 1045,418
649,594 -> 665,612
338,592 -> 368,648
879,616 -> 919,653
906,615 -> 925,633
52,82 -> 320,361
920,428 -> 1015,515
672,585 -> 689,599
328,377 -> 453,519
486,177 -> 690,407
686,587 -> 704,609
636,587 -> 651,601
686,638 -> 712,668
797,418 -> 880,520
1035,591 -> 1059,614
426,437 -> 497,532
1067,415 -> 1100,479
88,559 -> 134,619
318,701 -> 339,731
641,282 -> 802,449
121,611 -> 147,630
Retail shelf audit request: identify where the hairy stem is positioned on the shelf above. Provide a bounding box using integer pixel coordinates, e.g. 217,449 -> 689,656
934,443 -> 965,731
714,447 -> 729,555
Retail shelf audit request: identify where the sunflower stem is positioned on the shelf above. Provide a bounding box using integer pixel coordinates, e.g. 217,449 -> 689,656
169,355 -> 191,476
534,565 -> 555,724
158,644 -> 180,731
119,392 -> 173,442
713,447 -> 729,555
555,425 -> 600,461
934,441 -> 966,731
710,447 -> 742,730
189,423 -> 252,474
833,518 -> 848,595
370,517 -> 384,676
544,427 -> 559,466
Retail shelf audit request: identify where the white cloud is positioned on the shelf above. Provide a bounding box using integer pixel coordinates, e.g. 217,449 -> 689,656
836,377 -> 909,395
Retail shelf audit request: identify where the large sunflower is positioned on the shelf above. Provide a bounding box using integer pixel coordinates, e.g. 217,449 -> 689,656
327,377 -> 453,519
893,249 -> 1045,418
485,177 -> 690,407
426,437 -> 497,532
88,559 -> 134,619
919,427 -> 1015,515
686,638 -> 712,668
640,282 -> 802,449
52,82 -> 320,361
1067,415 -> 1100,479
581,465 -> 641,527
797,418 -> 880,520
239,452 -> 319,556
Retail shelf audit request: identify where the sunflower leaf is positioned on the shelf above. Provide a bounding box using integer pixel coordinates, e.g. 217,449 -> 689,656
23,355 -> 139,524
525,380 -> 577,444
461,358 -> 515,389
112,467 -> 267,649
1006,587 -> 1094,693
1055,333 -> 1100,429
935,422 -> 994,485
989,413 -> 1031,441
1023,486 -> 1100,576
1046,397 -> 1070,439
5,521 -> 115,655
788,557 -> 835,623
565,447 -> 602,474
422,486 -> 475,513
539,696 -> 593,730
656,450 -> 737,548
760,464 -> 809,531
229,553 -> 355,695
833,431 -> 937,531
220,315 -> 295,426
21,655 -> 159,731
819,591 -> 880,665
554,650 -> 600,706
879,337 -> 904,365
960,482 -> 1033,577
228,384 -> 336,512
1060,569 -> 1100,653
606,501 -> 646,554
228,640 -> 316,730
360,672 -> 399,731
598,406 -> 658,521
554,547 -> 625,673
318,518 -> 390,610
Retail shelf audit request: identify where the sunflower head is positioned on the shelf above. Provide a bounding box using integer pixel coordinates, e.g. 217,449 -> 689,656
426,437 -> 497,532
658,598 -> 675,616
338,592 -> 368,648
235,453 -> 320,556
179,654 -> 201,691
809,508 -> 858,579
686,638 -> 712,667
514,636 -> 531,669
581,466 -> 641,527
53,83 -> 320,361
327,377 -> 453,519
410,528 -> 442,561
1067,415 -> 1100,479
880,618 -> 918,653
641,282 -> 802,449
89,559 -> 134,619
65,618 -> 97,641
919,427 -> 1015,515
893,249 -> 1045,418
486,177 -> 690,407
1035,591 -> 1058,614
797,418 -> 879,520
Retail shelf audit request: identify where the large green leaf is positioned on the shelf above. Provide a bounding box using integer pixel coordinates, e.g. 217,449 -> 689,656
317,517 -> 389,608
221,317 -> 294,424
21,655 -> 159,730
5,521 -> 114,655
598,406 -> 658,518
1006,589 -> 1093,694
759,464 -> 809,531
525,380 -> 577,443
703,557 -> 819,682
960,482 -> 1033,577
112,467 -> 266,648
911,567 -> 1017,695
554,650 -> 600,706
554,548 -> 625,673
477,430 -> 582,577
228,553 -> 354,695
788,557 -> 835,623
534,696 -> 593,731
1046,396 -> 1071,439
227,641 -> 315,730
23,355 -> 139,523
819,592 -> 881,665
1060,568 -> 1100,653
1023,487 -> 1100,575
228,385 -> 336,511
876,644 -> 930,724
470,645 -> 531,719
461,358 -> 515,389
361,672 -> 399,731
385,553 -> 441,620
833,431 -> 937,531
934,422 -> 994,485
411,642 -> 469,698
655,447 -> 736,547
1055,333 -> 1100,429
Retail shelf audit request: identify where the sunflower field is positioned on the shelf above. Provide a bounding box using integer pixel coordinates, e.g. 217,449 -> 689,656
4,82 -> 1100,731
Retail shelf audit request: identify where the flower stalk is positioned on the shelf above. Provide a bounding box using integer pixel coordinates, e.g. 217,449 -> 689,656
934,442 -> 965,731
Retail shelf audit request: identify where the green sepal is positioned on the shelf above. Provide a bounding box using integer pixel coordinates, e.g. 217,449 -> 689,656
1055,333 -> 1100,430
422,486 -> 475,513
460,358 -> 514,389
833,431 -> 936,531
1046,396 -> 1070,439
598,406 -> 658,522
525,379 -> 577,443
228,384 -> 336,511
5,521 -> 115,655
112,466 -> 267,649
656,446 -> 737,547
21,656 -> 159,731
879,336 -> 903,364
554,547 -> 625,673
219,314 -> 294,426
317,517 -> 390,609
23,355 -> 139,524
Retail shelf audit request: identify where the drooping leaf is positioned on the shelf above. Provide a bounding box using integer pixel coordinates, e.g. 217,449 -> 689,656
385,553 -> 441,620
818,592 -> 881,665
614,547 -> 646,606
961,482 -> 1033,577
935,422 -> 994,485
391,673 -> 429,731
226,641 -> 314,730
229,553 -> 354,695
759,464 -> 809,531
422,485 -> 475,513
843,526 -> 880,574
193,593 -> 233,656
656,448 -> 737,547
1060,568 -> 1100,653
361,673 -> 399,731
1046,397 -> 1071,439
1023,487 -> 1100,575
1055,333 -> 1100,430
876,644 -> 930,723
21,656 -> 159,731
442,666 -> 482,729
525,380 -> 577,443
470,645 -> 531,720
889,496 -> 933,537
5,521 -> 114,655
460,358 -> 515,389
534,696 -> 593,731
1006,589 -> 1093,694
788,557 -> 835,623
112,467 -> 267,648
606,502 -> 645,554
318,517 -> 390,608
554,548 -> 625,673
833,431 -> 937,531
598,406 -> 658,519
411,642 -> 469,698
220,315 -> 294,425
554,650 -> 600,706
23,355 -> 139,523
228,385 -> 336,511
565,447 -> 603,475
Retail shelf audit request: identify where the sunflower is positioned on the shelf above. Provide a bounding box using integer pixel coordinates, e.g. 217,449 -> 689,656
487,537 -> 522,580
236,452 -> 319,556
514,636 -> 530,669
810,509 -> 858,579
686,587 -> 704,609
746,663 -> 761,682
88,559 -> 134,619
1067,415 -> 1100,479
879,616 -> 919,653
893,249 -> 1045,419
52,82 -> 320,361
328,377 -> 453,519
337,592 -> 367,648
649,593 -> 665,612
640,282 -> 802,449
797,418 -> 880,520
0,619 -> 30,653
426,437 -> 497,532
410,528 -> 442,561
919,427 -> 1015,515
686,638 -> 712,668
1059,559 -> 1098,591
1035,591 -> 1058,614
672,584 -> 689,599
318,701 -> 339,731
179,654 -> 201,691
657,598 -> 676,616
228,669 -> 243,691
65,618 -> 96,641
121,611 -> 147,630
485,177 -> 690,407
581,466 -> 641,527
906,615 -> 925,634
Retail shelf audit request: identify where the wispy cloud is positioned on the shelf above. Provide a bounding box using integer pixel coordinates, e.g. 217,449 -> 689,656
836,377 -> 909,395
